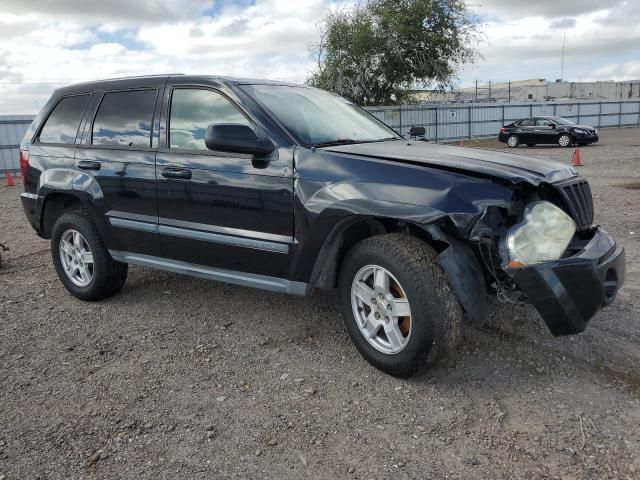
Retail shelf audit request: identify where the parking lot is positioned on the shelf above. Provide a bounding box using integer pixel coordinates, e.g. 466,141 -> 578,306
0,127 -> 639,479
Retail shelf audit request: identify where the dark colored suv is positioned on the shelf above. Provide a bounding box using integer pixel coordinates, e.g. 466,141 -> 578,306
499,116 -> 599,148
20,75 -> 625,377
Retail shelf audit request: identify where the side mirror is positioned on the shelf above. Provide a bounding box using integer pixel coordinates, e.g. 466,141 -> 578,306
205,123 -> 275,156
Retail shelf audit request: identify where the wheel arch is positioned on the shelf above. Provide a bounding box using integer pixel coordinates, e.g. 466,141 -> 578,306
40,192 -> 84,239
308,216 -> 489,327
40,190 -> 109,240
307,215 -> 454,292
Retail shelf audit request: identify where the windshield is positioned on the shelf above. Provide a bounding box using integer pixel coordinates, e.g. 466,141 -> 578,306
550,116 -> 575,125
240,84 -> 400,147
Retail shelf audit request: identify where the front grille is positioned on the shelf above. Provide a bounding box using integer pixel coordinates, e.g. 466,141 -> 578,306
555,177 -> 594,230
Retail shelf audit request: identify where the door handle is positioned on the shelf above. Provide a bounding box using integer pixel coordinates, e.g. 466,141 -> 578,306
161,166 -> 192,180
77,160 -> 101,170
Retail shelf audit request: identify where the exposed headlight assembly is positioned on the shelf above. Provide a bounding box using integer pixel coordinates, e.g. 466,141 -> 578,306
506,201 -> 576,266
573,128 -> 587,135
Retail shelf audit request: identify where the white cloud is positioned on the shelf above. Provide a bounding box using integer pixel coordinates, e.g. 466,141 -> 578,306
588,60 -> 640,81
461,1 -> 640,85
0,0 -> 212,23
0,0 -> 638,113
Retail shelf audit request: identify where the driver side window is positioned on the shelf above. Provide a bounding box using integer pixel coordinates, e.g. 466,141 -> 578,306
169,88 -> 251,150
536,119 -> 552,126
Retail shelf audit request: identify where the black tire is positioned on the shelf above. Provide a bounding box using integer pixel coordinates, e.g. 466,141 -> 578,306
51,212 -> 128,301
526,144 -> 536,147
507,135 -> 520,148
558,133 -> 573,148
338,233 -> 463,377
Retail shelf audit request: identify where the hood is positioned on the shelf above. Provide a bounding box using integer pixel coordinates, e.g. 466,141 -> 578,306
322,141 -> 577,185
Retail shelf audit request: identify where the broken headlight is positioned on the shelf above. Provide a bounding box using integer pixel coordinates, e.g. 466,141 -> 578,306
506,201 -> 576,265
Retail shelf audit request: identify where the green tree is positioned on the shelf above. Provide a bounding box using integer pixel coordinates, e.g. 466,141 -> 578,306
308,0 -> 480,105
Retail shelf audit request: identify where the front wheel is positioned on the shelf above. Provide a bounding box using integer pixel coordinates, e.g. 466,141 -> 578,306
507,135 -> 520,148
51,212 -> 128,301
558,134 -> 573,147
338,234 -> 462,377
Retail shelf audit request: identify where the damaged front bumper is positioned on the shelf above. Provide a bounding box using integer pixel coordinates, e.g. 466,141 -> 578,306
507,227 -> 625,336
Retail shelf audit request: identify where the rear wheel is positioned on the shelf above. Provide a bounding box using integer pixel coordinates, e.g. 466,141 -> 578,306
507,135 -> 520,148
558,134 -> 573,147
339,234 -> 462,377
51,212 -> 127,301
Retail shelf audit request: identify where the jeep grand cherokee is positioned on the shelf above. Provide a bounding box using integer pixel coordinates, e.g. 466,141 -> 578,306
20,75 -> 625,377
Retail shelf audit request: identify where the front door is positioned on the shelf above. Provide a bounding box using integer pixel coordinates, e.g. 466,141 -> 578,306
534,118 -> 556,144
155,85 -> 294,279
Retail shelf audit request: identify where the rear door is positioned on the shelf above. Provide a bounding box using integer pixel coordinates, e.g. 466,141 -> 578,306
29,93 -> 92,196
155,83 -> 294,278
75,86 -> 163,256
516,118 -> 536,143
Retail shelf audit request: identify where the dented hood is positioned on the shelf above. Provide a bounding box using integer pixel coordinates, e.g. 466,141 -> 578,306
323,141 -> 577,185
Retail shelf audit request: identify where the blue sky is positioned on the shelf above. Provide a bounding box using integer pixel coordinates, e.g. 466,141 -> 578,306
0,0 -> 638,113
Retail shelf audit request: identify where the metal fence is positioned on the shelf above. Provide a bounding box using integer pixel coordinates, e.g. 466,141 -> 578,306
2,100 -> 640,175
364,100 -> 640,142
0,115 -> 34,177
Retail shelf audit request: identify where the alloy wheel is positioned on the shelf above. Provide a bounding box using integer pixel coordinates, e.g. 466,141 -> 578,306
350,265 -> 412,355
559,134 -> 572,147
59,229 -> 94,287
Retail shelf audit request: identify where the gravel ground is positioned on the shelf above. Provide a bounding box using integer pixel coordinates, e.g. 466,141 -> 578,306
1,127 -> 639,479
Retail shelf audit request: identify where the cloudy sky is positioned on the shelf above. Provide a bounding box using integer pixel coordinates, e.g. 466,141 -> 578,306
0,0 -> 639,113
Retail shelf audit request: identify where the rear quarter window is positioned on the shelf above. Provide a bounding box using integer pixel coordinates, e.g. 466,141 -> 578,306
38,95 -> 91,144
92,89 -> 157,148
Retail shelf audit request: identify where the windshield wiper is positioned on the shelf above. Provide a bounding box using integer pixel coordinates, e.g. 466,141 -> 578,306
363,137 -> 402,143
312,139 -> 360,148
312,137 -> 401,148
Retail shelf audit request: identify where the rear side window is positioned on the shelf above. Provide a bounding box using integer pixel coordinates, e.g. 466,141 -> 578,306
519,119 -> 535,126
169,88 -> 251,150
39,95 -> 90,144
92,89 -> 156,148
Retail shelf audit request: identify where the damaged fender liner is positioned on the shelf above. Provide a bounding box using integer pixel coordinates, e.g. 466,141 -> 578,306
507,227 -> 626,336
422,224 -> 489,327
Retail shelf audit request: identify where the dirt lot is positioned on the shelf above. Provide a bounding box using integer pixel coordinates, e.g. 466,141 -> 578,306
1,128 -> 639,479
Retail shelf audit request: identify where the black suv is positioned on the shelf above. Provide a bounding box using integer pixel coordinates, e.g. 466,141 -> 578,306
20,75 -> 625,377
499,116 -> 599,148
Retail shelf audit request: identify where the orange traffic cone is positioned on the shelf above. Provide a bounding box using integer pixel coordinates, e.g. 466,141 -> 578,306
5,172 -> 15,186
571,148 -> 583,167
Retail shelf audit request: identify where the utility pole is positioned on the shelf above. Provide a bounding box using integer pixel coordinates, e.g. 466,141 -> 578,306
475,80 -> 478,102
561,32 -> 566,82
508,81 -> 511,103
488,80 -> 492,101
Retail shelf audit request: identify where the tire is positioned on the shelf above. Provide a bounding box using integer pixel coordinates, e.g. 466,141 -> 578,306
526,144 -> 536,147
338,233 -> 463,377
51,211 -> 128,301
558,134 -> 573,148
507,135 -> 520,148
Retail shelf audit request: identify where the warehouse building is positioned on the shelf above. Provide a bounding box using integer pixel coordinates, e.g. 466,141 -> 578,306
413,79 -> 640,103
